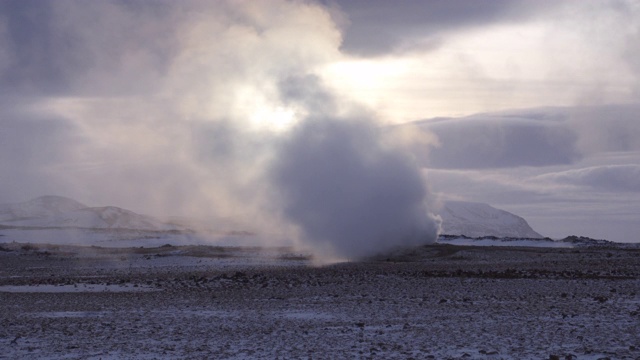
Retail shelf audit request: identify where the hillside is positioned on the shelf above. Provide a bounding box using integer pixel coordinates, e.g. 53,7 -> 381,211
0,196 -> 179,231
438,200 -> 543,238
1,196 -> 544,241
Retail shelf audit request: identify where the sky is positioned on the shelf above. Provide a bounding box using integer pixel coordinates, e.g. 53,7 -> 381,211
0,0 -> 639,248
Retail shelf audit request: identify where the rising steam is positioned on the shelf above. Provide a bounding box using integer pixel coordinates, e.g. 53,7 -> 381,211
0,0 -> 440,259
272,117 -> 439,259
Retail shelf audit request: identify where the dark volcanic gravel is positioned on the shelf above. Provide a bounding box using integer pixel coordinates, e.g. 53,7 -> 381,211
1,243 -> 639,359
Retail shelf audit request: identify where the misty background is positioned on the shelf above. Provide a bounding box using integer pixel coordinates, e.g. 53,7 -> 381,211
1,0 -> 639,249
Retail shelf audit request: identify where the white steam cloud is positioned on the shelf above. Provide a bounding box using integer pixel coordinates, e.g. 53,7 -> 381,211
0,0 -> 440,258
272,117 -> 439,259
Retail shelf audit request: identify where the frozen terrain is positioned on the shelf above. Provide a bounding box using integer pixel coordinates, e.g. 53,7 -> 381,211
0,196 -> 181,231
1,196 -> 546,244
1,241 -> 639,359
1,195 -> 638,359
438,201 -> 543,238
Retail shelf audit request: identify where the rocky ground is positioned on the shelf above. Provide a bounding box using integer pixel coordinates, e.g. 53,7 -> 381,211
1,242 -> 639,359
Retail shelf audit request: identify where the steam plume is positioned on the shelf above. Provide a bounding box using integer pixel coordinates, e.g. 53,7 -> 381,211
272,117 -> 439,259
0,0 -> 441,258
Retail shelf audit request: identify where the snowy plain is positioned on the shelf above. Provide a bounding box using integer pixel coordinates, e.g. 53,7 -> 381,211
1,237 -> 639,359
1,197 -> 638,359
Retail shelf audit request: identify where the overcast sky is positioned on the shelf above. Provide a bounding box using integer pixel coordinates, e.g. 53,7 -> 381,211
1,0 -> 639,244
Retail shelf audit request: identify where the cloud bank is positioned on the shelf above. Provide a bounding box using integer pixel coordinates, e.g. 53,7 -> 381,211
415,105 -> 640,242
537,165 -> 640,193
328,0 -> 558,56
420,114 -> 580,169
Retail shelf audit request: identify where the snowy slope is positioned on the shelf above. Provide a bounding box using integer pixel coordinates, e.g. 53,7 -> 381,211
438,200 -> 543,238
0,195 -> 87,222
1,196 -> 543,240
0,196 -> 179,231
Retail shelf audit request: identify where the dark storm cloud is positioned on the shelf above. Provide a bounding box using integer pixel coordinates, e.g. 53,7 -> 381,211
272,117 -> 439,259
327,0 -> 557,56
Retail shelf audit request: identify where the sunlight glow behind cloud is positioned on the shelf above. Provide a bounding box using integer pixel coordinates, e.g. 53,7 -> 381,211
320,1 -> 640,123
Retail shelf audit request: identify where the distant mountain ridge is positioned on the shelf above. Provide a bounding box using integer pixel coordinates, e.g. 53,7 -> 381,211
0,196 -> 180,231
1,196 -> 543,238
438,200 -> 543,239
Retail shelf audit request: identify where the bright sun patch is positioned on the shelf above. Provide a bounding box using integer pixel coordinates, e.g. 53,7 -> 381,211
249,105 -> 297,132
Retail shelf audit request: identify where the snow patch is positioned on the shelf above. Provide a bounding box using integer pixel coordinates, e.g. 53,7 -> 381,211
0,196 -> 181,231
438,200 -> 543,238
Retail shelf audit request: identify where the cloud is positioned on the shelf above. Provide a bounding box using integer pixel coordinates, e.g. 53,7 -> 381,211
0,0 -> 178,96
0,1 -> 69,94
413,113 -> 581,169
317,1 -> 640,123
537,165 -> 640,193
402,104 -> 640,171
328,0 -> 557,56
0,103 -> 85,199
566,104 -> 640,154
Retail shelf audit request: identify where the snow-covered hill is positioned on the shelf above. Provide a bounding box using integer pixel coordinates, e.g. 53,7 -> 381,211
0,195 -> 87,222
0,196 -> 180,231
438,200 -> 543,238
1,196 -> 544,242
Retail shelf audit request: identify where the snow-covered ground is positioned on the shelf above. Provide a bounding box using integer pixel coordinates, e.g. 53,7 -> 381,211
0,227 -> 266,248
1,196 -> 638,359
1,242 -> 639,359
1,195 -> 551,244
438,236 -> 573,248
0,196 -> 181,231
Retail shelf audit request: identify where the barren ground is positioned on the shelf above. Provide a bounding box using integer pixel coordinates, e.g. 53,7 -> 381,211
1,242 -> 639,359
